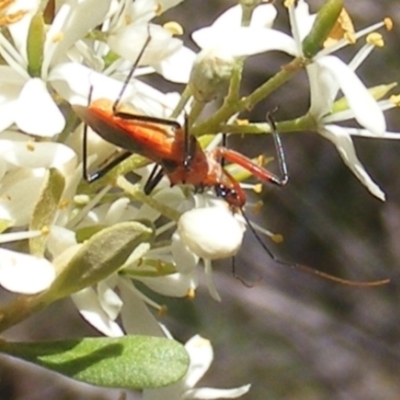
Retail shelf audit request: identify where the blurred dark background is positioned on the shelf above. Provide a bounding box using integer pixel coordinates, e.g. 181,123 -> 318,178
2,1 -> 400,399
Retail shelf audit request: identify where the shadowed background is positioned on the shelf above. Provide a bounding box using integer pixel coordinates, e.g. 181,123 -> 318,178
1,1 -> 400,399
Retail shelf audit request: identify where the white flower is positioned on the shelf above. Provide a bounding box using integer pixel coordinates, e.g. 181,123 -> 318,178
0,243 -> 55,294
0,0 -> 112,136
178,206 -> 245,260
103,0 -> 193,84
285,0 -> 395,199
192,3 -> 291,56
175,196 -> 246,302
143,335 -> 251,400
67,186 -> 199,336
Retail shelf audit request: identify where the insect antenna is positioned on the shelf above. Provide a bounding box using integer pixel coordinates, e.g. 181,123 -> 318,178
237,112 -> 389,287
113,25 -> 152,113
267,110 -> 288,186
240,211 -> 389,287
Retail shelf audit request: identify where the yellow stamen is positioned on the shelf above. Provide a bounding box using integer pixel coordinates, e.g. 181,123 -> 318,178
73,194 -> 90,205
324,8 -> 355,48
253,183 -> 263,194
366,32 -> 384,48
0,0 -> 26,26
163,21 -> 183,36
284,0 -> 295,8
187,288 -> 196,300
41,226 -> 50,235
389,94 -> 400,107
235,118 -> 249,126
155,2 -> 163,16
252,200 -> 264,214
271,233 -> 284,243
0,0 -> 14,12
384,17 -> 393,31
257,154 -> 266,167
26,141 -> 35,151
158,305 -> 168,316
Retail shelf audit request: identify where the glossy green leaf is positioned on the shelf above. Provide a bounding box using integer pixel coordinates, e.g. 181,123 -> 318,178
0,336 -> 189,389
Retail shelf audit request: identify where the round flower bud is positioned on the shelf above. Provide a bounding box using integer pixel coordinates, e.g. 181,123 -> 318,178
189,48 -> 235,103
178,206 -> 245,260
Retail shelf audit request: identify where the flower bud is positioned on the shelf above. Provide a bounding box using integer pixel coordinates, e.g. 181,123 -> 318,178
302,0 -> 344,58
189,48 -> 235,103
178,206 -> 245,260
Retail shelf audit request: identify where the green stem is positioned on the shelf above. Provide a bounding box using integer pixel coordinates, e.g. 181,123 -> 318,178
191,58 -> 305,136
116,176 -> 181,222
189,100 -> 206,126
226,60 -> 243,104
0,291 -> 51,334
79,154 -> 150,194
219,113 -> 316,135
170,85 -> 192,119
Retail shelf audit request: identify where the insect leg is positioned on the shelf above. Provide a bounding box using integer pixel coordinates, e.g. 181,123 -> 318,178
144,164 -> 165,194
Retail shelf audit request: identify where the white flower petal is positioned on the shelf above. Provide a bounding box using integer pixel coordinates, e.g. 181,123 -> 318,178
43,0 -> 112,72
307,63 -> 337,119
97,278 -> 123,320
0,230 -> 41,243
319,125 -> 385,200
316,56 -> 386,135
178,207 -> 245,260
0,140 -> 77,172
292,0 -> 315,42
7,0 -> 40,58
47,226 -> 77,258
72,287 -> 124,337
192,27 -> 297,57
184,335 -> 213,387
49,62 -> 134,106
155,46 -> 196,83
108,23 -> 182,65
171,231 -> 199,273
213,4 -> 277,29
346,128 -> 400,140
204,259 -> 221,302
104,197 -> 131,225
0,249 -> 55,294
119,277 -> 165,336
0,99 -> 18,132
16,78 -> 65,136
0,169 -> 46,226
137,272 -> 197,297
185,385 -> 251,399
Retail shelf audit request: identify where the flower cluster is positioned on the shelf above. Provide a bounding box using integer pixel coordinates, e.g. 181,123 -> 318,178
0,0 -> 397,397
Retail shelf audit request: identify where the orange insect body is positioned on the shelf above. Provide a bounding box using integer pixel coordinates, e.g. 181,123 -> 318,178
74,98 -> 270,207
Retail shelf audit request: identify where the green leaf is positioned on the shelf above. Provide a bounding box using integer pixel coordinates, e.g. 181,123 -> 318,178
49,221 -> 154,299
0,336 -> 189,389
29,168 -> 65,256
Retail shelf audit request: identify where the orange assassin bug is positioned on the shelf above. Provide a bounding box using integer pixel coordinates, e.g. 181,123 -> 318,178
74,96 -> 288,208
73,30 -> 389,288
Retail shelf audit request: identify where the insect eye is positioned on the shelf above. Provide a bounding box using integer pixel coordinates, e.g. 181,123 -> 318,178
215,184 -> 238,201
